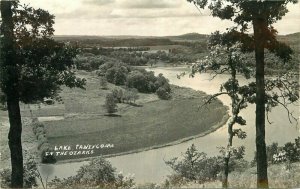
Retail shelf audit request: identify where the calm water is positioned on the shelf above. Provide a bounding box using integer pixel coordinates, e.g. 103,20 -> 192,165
40,66 -> 299,184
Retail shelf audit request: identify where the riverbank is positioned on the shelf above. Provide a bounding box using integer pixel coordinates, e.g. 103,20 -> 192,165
0,69 -> 229,166
43,81 -> 229,161
49,107 -> 229,164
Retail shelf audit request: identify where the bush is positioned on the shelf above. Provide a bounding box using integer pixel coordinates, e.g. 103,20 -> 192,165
48,157 -> 135,189
105,93 -> 117,114
1,153 -> 39,188
283,139 -> 300,162
37,137 -> 48,150
123,88 -> 139,104
31,120 -> 56,163
75,55 -> 107,71
252,137 -> 300,165
156,86 -> 171,100
112,89 -> 124,103
32,121 -> 44,135
99,77 -> 108,89
105,67 -> 117,83
126,70 -> 149,92
165,144 -> 222,183
266,142 -> 280,163
114,66 -> 128,85
35,127 -> 46,138
40,143 -> 56,164
105,65 -> 129,85
166,144 -> 248,185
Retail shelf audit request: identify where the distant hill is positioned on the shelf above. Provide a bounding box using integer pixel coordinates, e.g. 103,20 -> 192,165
284,32 -> 300,38
168,33 -> 208,41
53,32 -> 299,50
54,35 -> 176,47
278,32 -> 300,53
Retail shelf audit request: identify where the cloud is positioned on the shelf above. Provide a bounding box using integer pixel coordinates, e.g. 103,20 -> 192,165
116,0 -> 181,9
110,7 -> 202,19
85,0 -> 115,6
52,0 -> 203,20
19,0 -> 300,36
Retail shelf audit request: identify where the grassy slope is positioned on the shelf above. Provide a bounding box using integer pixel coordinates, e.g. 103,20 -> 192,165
180,162 -> 300,188
32,71 -> 228,161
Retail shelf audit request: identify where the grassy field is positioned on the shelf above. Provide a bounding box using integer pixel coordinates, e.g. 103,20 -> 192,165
6,70 -> 228,161
45,97 -> 227,160
42,71 -> 228,161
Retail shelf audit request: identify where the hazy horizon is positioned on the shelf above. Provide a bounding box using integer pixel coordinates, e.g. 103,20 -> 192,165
52,31 -> 299,38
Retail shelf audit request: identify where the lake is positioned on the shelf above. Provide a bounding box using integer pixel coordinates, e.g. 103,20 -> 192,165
40,66 -> 299,184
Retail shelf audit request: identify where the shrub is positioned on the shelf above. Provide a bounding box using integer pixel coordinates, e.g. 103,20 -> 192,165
165,144 -> 222,183
112,89 -> 123,103
266,142 -> 280,163
0,169 -> 11,188
252,137 -> 300,165
166,144 -> 248,185
37,137 -> 48,150
35,127 -> 46,138
75,55 -> 107,71
126,70 -> 148,92
105,65 -> 129,85
283,140 -> 300,162
105,67 -> 117,83
98,62 -> 115,76
155,73 -> 170,89
30,120 -> 56,164
48,157 -> 135,189
123,88 -> 139,104
40,143 -> 56,164
32,121 -> 44,135
99,76 -> 108,89
156,86 -> 171,100
1,152 -> 39,188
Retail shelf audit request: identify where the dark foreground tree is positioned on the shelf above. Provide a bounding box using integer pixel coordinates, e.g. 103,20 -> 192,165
187,0 -> 298,188
0,1 -> 85,187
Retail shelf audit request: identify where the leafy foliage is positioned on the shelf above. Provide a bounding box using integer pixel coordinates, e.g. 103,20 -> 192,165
187,1 -> 299,186
0,2 -> 86,104
252,137 -> 300,165
1,152 -> 40,188
156,86 -> 171,100
99,76 -> 108,90
105,93 -> 117,114
31,119 -> 56,163
165,144 -> 248,185
48,157 -> 135,189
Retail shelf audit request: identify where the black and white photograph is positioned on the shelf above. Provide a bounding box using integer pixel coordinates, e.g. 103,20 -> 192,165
0,0 -> 299,188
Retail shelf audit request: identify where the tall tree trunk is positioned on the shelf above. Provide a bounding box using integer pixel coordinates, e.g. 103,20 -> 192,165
253,18 -> 268,188
222,122 -> 233,188
0,1 -> 24,188
7,95 -> 23,188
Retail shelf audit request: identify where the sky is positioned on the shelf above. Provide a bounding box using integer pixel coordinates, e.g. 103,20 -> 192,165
17,0 -> 300,36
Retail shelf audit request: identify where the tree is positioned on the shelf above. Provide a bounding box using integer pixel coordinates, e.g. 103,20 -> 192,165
0,1 -> 85,187
193,43 -> 251,188
187,0 -> 298,187
126,70 -> 148,92
105,93 -> 117,114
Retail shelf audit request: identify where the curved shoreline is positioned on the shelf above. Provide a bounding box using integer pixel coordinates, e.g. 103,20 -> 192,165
46,112 -> 229,165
